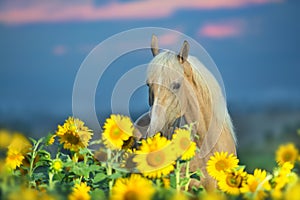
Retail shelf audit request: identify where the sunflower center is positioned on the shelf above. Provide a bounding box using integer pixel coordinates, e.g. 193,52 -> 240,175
65,132 -> 80,145
215,160 -> 229,171
179,137 -> 190,150
53,161 -> 62,171
124,190 -> 138,200
110,125 -> 123,139
146,151 -> 166,167
283,152 -> 292,162
226,173 -> 243,188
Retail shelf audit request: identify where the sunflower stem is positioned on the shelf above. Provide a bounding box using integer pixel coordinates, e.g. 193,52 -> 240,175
28,138 -> 42,187
175,160 -> 181,191
107,149 -> 113,194
48,172 -> 54,191
184,160 -> 191,191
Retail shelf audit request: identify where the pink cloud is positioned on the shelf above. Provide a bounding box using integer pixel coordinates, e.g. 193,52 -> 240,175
158,32 -> 181,46
52,45 -> 67,56
199,20 -> 245,38
0,0 -> 282,24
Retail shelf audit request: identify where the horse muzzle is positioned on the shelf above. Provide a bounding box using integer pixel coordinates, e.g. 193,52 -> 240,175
147,104 -> 168,137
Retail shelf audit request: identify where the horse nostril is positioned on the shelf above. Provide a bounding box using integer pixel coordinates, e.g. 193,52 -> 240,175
171,82 -> 181,91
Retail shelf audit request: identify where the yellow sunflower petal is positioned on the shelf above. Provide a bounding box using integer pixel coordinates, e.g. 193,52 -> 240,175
0,130 -> 13,149
102,114 -> 133,150
285,182 -> 300,200
5,150 -> 24,170
276,143 -> 298,166
181,142 -> 196,161
68,182 -> 91,200
218,168 -> 247,195
8,133 -> 32,155
111,174 -> 155,200
240,169 -> 271,200
133,134 -> 176,179
56,117 -> 93,152
171,128 -> 193,159
206,151 -> 239,180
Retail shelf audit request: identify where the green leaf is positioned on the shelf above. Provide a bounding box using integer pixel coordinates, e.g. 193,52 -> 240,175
29,137 -> 37,144
93,173 -> 107,183
236,165 -> 246,171
33,172 -> 46,180
38,149 -> 51,156
72,165 -> 89,177
88,164 -> 101,172
91,189 -> 106,200
190,169 -> 203,181
192,185 -> 204,195
34,161 -> 49,169
170,174 -> 176,188
109,172 -> 122,180
180,177 -> 190,186
79,148 -> 90,155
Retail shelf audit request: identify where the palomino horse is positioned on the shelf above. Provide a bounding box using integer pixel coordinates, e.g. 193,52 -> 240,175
144,35 -> 237,190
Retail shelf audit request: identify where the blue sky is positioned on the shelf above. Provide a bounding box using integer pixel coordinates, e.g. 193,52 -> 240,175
0,0 -> 299,123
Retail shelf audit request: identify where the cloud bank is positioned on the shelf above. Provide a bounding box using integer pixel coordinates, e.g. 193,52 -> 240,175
0,0 -> 281,25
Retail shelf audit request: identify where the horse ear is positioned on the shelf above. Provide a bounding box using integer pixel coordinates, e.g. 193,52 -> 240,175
151,34 -> 159,56
178,40 -> 190,63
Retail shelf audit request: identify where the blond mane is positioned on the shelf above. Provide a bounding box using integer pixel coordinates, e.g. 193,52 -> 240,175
187,55 -> 237,144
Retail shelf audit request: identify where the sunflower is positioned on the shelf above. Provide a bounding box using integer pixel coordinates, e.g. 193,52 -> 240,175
111,174 -> 155,200
68,182 -> 91,200
276,143 -> 298,166
5,134 -> 32,171
170,192 -> 189,200
56,117 -> 93,152
240,169 -> 271,200
45,134 -> 56,146
8,188 -> 39,200
200,191 -> 226,200
271,189 -> 283,200
102,114 -> 133,150
218,168 -> 247,195
5,149 -> 25,170
162,177 -> 170,188
285,182 -> 300,200
119,151 -> 137,171
171,128 -> 196,161
273,162 -> 294,190
171,129 -> 192,157
51,158 -> 63,172
0,130 -> 12,149
8,133 -> 32,155
280,161 -> 294,175
207,152 -> 239,180
181,142 -> 196,161
133,134 -> 176,178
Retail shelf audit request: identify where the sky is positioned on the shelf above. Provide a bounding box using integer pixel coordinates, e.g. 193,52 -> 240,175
0,0 -> 299,126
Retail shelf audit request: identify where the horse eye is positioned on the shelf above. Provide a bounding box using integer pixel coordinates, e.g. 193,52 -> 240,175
171,82 -> 181,91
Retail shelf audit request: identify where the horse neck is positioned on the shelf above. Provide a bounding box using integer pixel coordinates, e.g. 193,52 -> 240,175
183,63 -> 213,136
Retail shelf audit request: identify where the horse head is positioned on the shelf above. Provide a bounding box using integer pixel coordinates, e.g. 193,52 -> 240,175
146,35 -> 199,138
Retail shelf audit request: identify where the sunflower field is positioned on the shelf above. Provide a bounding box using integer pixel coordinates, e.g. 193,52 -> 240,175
0,114 -> 299,200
